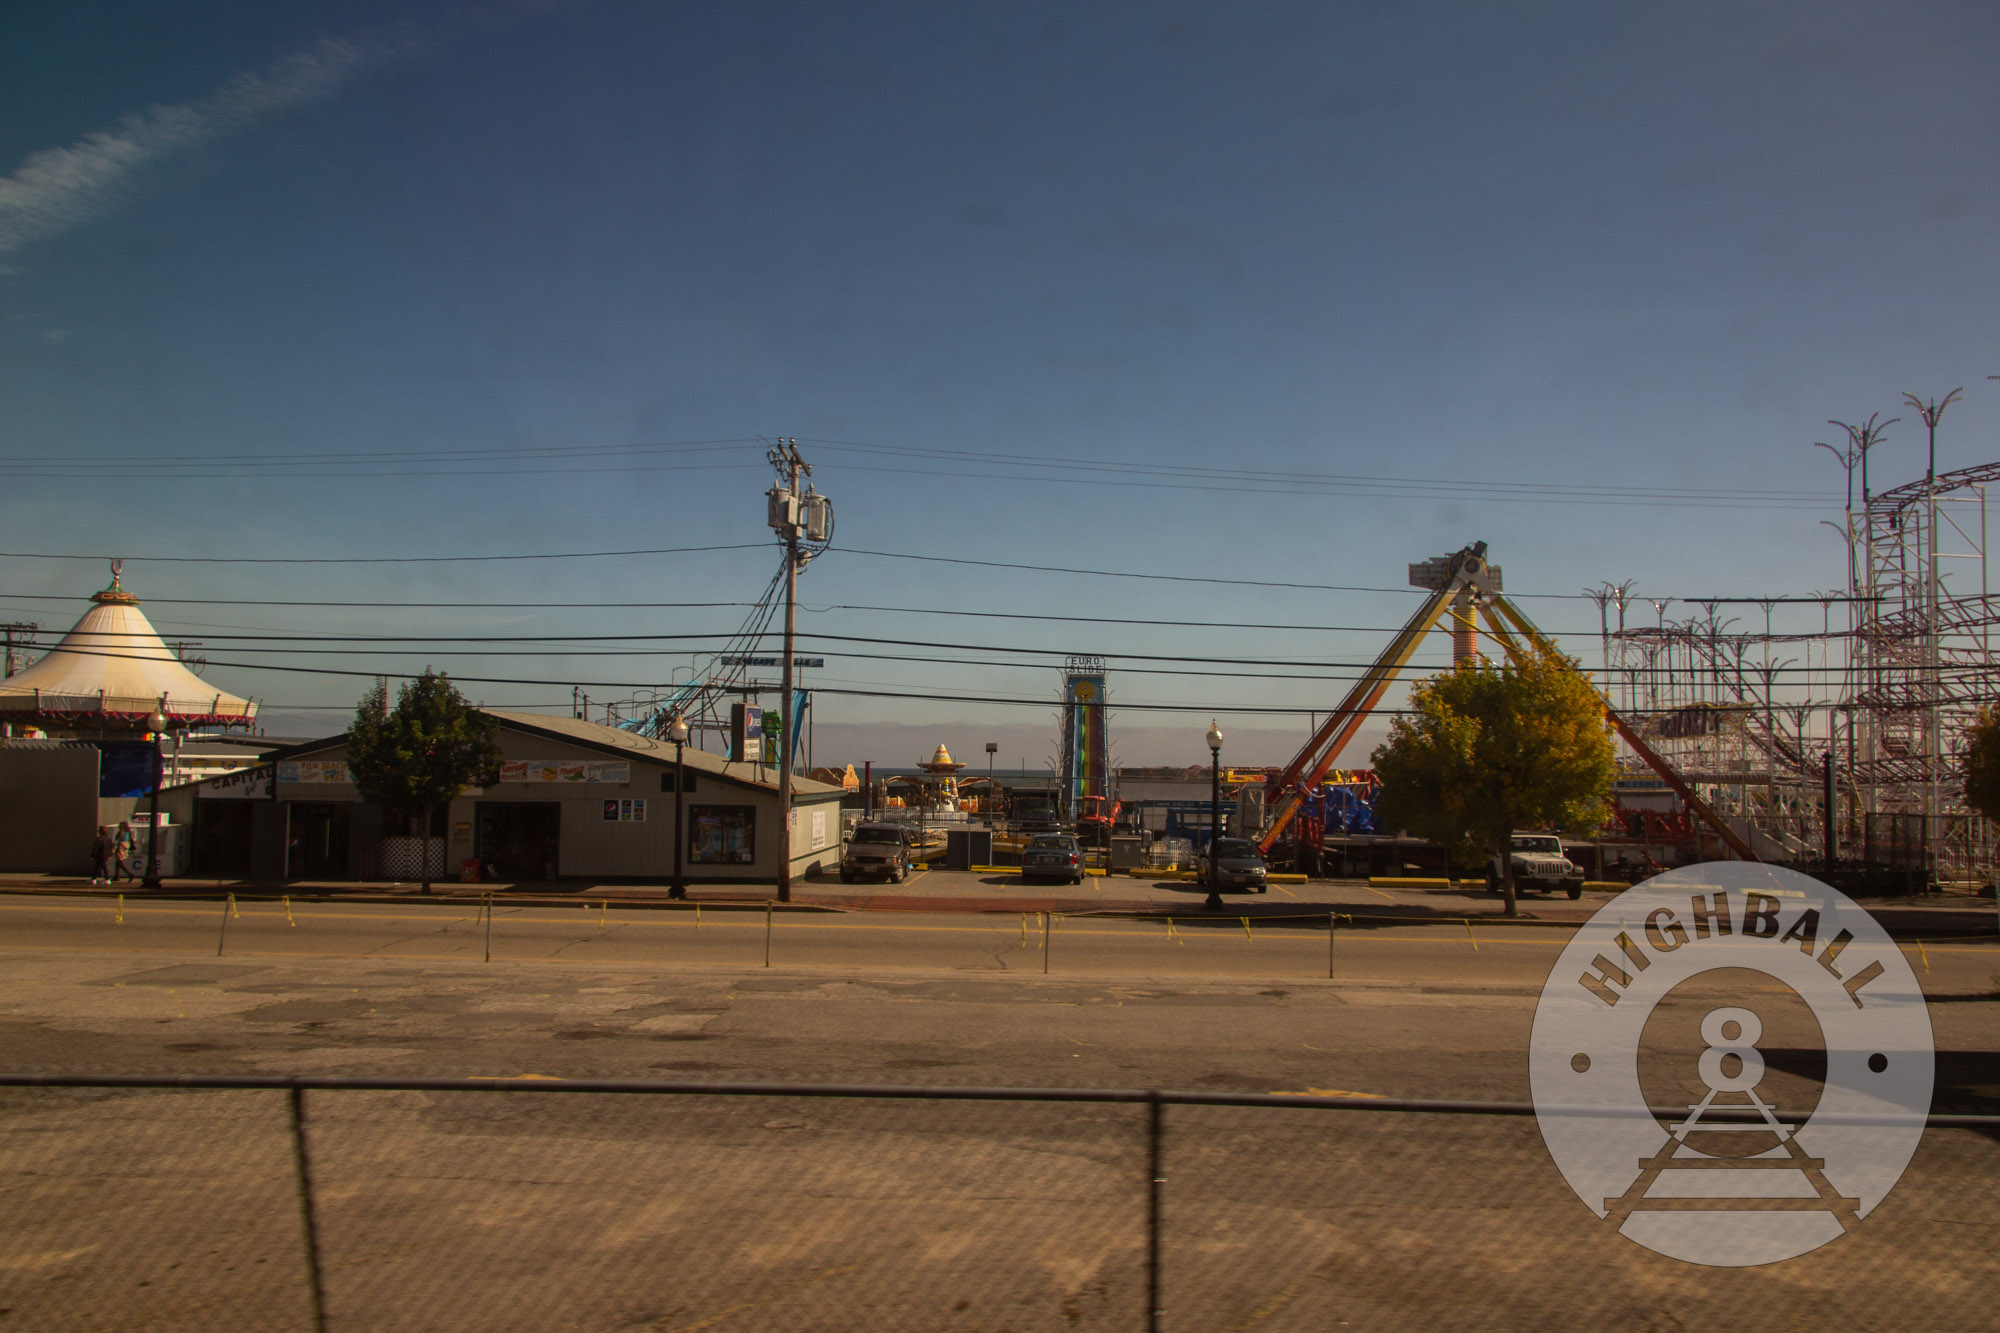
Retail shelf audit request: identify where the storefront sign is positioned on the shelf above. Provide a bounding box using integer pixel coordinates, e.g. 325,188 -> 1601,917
602,799 -> 647,822
201,765 -> 274,799
497,760 -> 631,785
276,761 -> 349,785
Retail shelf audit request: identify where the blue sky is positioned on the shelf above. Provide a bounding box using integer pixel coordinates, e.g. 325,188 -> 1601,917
4,1 -> 1997,768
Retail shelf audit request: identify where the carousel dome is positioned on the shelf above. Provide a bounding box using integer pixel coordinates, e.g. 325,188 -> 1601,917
0,563 -> 257,731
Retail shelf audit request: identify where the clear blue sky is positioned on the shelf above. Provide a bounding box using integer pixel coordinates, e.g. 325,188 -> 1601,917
4,2 -> 1997,767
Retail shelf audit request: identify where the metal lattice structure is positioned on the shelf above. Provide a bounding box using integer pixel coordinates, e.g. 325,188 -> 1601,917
1603,441 -> 1999,882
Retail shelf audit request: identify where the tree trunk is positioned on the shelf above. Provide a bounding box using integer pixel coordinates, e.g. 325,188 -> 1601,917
1501,852 -> 1519,918
420,803 -> 433,896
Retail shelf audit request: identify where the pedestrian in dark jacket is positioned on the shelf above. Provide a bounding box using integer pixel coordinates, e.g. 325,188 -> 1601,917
91,827 -> 115,884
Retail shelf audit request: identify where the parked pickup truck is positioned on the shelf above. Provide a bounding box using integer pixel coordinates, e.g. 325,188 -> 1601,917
840,822 -> 914,884
1486,833 -> 1585,899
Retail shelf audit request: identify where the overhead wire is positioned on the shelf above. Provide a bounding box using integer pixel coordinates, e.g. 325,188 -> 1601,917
0,430 -> 1840,509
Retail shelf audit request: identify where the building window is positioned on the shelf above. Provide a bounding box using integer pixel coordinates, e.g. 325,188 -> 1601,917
689,805 -> 755,864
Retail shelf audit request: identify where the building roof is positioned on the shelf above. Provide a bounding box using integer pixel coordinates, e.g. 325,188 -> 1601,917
266,708 -> 841,798
0,566 -> 256,729
484,710 -> 841,796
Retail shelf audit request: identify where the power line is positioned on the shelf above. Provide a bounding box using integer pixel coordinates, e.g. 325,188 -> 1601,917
0,544 -> 770,566
17,639 -> 1893,682
798,437 -> 1844,505
0,438 -> 760,466
0,542 -> 1872,604
0,430 -> 1840,509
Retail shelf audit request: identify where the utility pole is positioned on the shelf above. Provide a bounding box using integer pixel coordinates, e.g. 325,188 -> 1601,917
2,622 -> 36,678
765,438 -> 833,903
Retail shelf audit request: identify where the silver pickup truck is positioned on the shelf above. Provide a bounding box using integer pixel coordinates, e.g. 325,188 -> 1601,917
1486,833 -> 1585,899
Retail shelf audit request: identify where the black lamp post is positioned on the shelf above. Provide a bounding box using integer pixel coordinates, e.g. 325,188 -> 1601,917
668,713 -> 690,900
1204,719 -> 1224,910
985,741 -> 998,827
141,702 -> 169,889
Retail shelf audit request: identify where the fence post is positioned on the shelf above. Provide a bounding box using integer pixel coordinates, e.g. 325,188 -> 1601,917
1328,911 -> 1335,980
484,892 -> 493,963
1042,912 -> 1050,975
287,1088 -> 329,1333
216,895 -> 232,957
765,901 -> 773,967
1146,1092 -> 1163,1333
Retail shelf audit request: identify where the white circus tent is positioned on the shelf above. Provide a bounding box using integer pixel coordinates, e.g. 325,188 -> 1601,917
0,565 -> 256,732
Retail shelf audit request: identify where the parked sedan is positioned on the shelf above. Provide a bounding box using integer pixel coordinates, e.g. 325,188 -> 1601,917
1019,834 -> 1085,884
1193,838 -> 1269,893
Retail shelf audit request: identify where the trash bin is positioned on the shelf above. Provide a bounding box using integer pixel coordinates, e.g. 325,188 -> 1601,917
945,829 -> 993,871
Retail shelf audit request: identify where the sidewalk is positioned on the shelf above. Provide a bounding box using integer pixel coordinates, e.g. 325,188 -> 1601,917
4,869 -> 1994,937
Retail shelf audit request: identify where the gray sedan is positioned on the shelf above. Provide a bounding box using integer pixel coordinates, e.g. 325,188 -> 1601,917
1194,838 -> 1269,893
1020,834 -> 1084,884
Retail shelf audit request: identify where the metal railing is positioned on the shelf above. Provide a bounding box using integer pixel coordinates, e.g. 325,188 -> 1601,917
2,1073 -> 1992,1332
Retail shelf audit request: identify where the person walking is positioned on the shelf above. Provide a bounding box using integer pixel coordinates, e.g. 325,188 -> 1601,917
112,822 -> 138,882
90,826 -> 115,884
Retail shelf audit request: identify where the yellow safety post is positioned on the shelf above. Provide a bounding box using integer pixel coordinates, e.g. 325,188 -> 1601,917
284,896 -> 296,927
1166,917 -> 1184,948
1240,917 -> 1252,942
1463,918 -> 1478,951
1916,940 -> 1930,976
115,894 -> 123,925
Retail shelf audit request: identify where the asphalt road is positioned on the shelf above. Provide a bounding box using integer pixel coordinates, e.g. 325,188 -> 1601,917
1,898 -> 1996,1332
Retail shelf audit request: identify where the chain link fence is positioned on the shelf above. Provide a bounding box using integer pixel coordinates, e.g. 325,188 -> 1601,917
2,1075 -> 1996,1331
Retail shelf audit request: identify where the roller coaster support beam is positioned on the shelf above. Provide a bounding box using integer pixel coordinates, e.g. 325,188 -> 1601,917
1479,595 -> 1759,863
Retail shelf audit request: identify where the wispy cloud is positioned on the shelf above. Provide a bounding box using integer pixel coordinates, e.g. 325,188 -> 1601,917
0,33 -> 396,260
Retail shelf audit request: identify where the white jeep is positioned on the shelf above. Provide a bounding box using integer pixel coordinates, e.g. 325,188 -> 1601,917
1486,833 -> 1585,900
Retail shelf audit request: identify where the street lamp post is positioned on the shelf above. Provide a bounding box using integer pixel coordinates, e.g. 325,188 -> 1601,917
1205,720 -> 1224,911
669,714 -> 690,900
985,742 -> 998,827
141,702 -> 169,889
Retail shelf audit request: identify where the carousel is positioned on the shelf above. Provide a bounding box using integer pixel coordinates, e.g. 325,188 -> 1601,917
0,563 -> 257,737
0,563 -> 258,879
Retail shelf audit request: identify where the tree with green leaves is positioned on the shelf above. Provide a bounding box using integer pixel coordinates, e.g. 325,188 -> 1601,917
346,670 -> 502,894
1962,707 -> 2000,832
1371,651 -> 1616,917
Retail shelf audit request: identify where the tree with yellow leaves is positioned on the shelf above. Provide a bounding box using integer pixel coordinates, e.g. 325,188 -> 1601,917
1372,651 -> 1616,917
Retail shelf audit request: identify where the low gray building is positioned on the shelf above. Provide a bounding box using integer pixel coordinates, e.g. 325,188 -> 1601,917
183,709 -> 844,886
